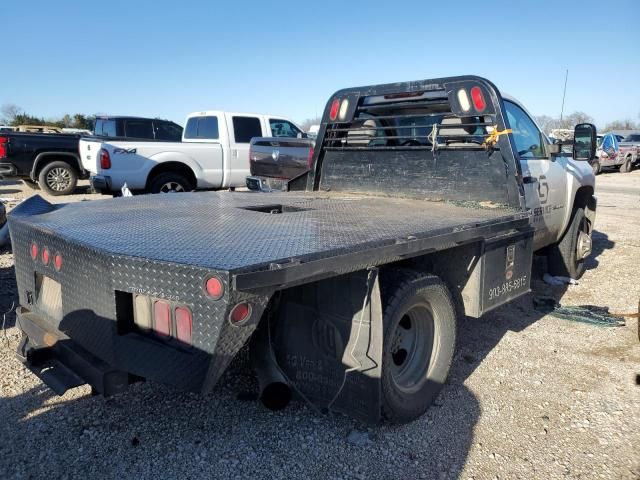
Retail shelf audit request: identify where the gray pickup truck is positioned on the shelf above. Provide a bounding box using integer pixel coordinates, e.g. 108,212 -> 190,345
9,75 -> 597,424
246,136 -> 314,191
620,132 -> 640,167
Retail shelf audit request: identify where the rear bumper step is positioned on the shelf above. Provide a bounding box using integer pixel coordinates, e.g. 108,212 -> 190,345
16,307 -> 130,396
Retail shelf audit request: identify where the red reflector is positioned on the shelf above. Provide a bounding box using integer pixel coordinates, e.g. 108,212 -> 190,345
205,276 -> 224,299
175,307 -> 192,344
0,136 -> 7,159
54,253 -> 62,271
307,145 -> 315,169
99,149 -> 111,169
229,302 -> 252,324
329,99 -> 340,121
42,247 -> 50,265
30,242 -> 38,260
470,86 -> 486,112
153,301 -> 171,336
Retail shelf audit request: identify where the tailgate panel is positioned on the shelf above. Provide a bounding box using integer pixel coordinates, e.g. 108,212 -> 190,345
9,199 -> 270,393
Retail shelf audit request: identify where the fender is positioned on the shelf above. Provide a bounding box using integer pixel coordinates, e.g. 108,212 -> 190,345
557,158 -> 595,242
30,151 -> 83,181
146,150 -> 222,189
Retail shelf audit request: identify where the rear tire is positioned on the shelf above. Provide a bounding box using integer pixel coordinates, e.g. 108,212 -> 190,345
148,172 -> 194,194
547,207 -> 590,279
620,156 -> 632,173
38,161 -> 78,196
381,271 -> 456,424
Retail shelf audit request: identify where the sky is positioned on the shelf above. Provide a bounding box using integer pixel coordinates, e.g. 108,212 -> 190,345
2,0 -> 639,128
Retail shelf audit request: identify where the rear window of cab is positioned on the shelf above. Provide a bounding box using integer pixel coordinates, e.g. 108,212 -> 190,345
184,116 -> 219,139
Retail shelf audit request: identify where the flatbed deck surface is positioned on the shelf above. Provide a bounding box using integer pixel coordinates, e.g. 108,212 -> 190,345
15,192 -> 526,272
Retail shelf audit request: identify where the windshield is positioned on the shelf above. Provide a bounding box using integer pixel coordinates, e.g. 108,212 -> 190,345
624,134 -> 640,142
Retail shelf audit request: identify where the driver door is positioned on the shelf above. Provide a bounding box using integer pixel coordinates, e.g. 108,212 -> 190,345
504,101 -> 566,249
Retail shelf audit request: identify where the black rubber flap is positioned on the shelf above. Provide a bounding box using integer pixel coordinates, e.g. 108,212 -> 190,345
271,269 -> 383,424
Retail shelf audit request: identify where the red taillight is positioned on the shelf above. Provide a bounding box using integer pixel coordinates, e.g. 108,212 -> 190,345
99,149 -> 111,169
307,145 -> 315,169
329,99 -> 340,121
0,136 -> 7,159
54,253 -> 62,271
205,276 -> 224,300
470,86 -> 486,112
30,242 -> 38,260
153,300 -> 171,336
175,307 -> 192,344
229,302 -> 252,324
42,247 -> 50,265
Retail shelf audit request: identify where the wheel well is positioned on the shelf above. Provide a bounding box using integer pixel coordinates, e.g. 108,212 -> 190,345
32,154 -> 81,179
146,162 -> 197,189
573,185 -> 594,211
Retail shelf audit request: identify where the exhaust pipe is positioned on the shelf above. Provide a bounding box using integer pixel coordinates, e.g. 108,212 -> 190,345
249,323 -> 291,411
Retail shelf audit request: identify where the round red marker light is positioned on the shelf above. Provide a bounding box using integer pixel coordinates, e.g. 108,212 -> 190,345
205,276 -> 224,300
229,302 -> 252,325
30,243 -> 38,260
54,253 -> 62,271
470,86 -> 486,112
42,247 -> 50,265
329,99 -> 340,121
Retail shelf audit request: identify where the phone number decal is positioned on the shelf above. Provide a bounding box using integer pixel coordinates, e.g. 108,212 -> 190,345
488,275 -> 528,300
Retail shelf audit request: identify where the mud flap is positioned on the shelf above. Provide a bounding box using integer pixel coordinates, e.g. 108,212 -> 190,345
271,268 -> 383,424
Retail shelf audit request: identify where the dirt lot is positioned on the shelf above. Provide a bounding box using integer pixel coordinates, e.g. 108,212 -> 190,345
1,175 -> 639,479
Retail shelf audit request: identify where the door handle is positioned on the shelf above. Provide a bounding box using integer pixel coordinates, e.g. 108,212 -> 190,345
523,176 -> 538,184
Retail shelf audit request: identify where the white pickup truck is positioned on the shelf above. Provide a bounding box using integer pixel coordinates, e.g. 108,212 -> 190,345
80,111 -> 304,193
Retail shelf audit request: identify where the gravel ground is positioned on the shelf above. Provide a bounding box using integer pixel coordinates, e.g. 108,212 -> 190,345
0,176 -> 639,479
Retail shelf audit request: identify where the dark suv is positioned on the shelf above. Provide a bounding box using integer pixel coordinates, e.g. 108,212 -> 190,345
94,117 -> 183,141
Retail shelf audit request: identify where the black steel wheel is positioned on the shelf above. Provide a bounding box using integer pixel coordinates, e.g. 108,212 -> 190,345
381,271 -> 456,424
38,161 -> 78,196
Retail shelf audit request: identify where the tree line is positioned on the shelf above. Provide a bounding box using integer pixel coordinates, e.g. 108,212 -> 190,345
533,111 -> 639,134
3,103 -> 638,135
293,113 -> 640,135
1,103 -> 95,130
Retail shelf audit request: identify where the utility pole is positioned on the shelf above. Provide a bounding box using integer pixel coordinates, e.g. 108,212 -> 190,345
560,69 -> 568,123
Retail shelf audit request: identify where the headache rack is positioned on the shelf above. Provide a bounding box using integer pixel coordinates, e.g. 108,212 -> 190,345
307,75 -> 523,210
322,90 -> 498,152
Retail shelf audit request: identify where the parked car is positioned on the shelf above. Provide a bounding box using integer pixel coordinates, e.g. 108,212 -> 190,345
592,133 -> 631,174
246,135 -> 314,191
81,111 -> 303,194
0,116 -> 183,195
620,132 -> 640,166
0,132 -> 84,195
9,75 -> 597,424
93,116 -> 183,142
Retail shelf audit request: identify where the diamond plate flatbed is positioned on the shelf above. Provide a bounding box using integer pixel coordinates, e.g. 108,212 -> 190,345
10,191 -> 529,289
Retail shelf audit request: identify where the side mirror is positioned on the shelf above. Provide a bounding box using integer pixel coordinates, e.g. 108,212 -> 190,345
573,123 -> 597,161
